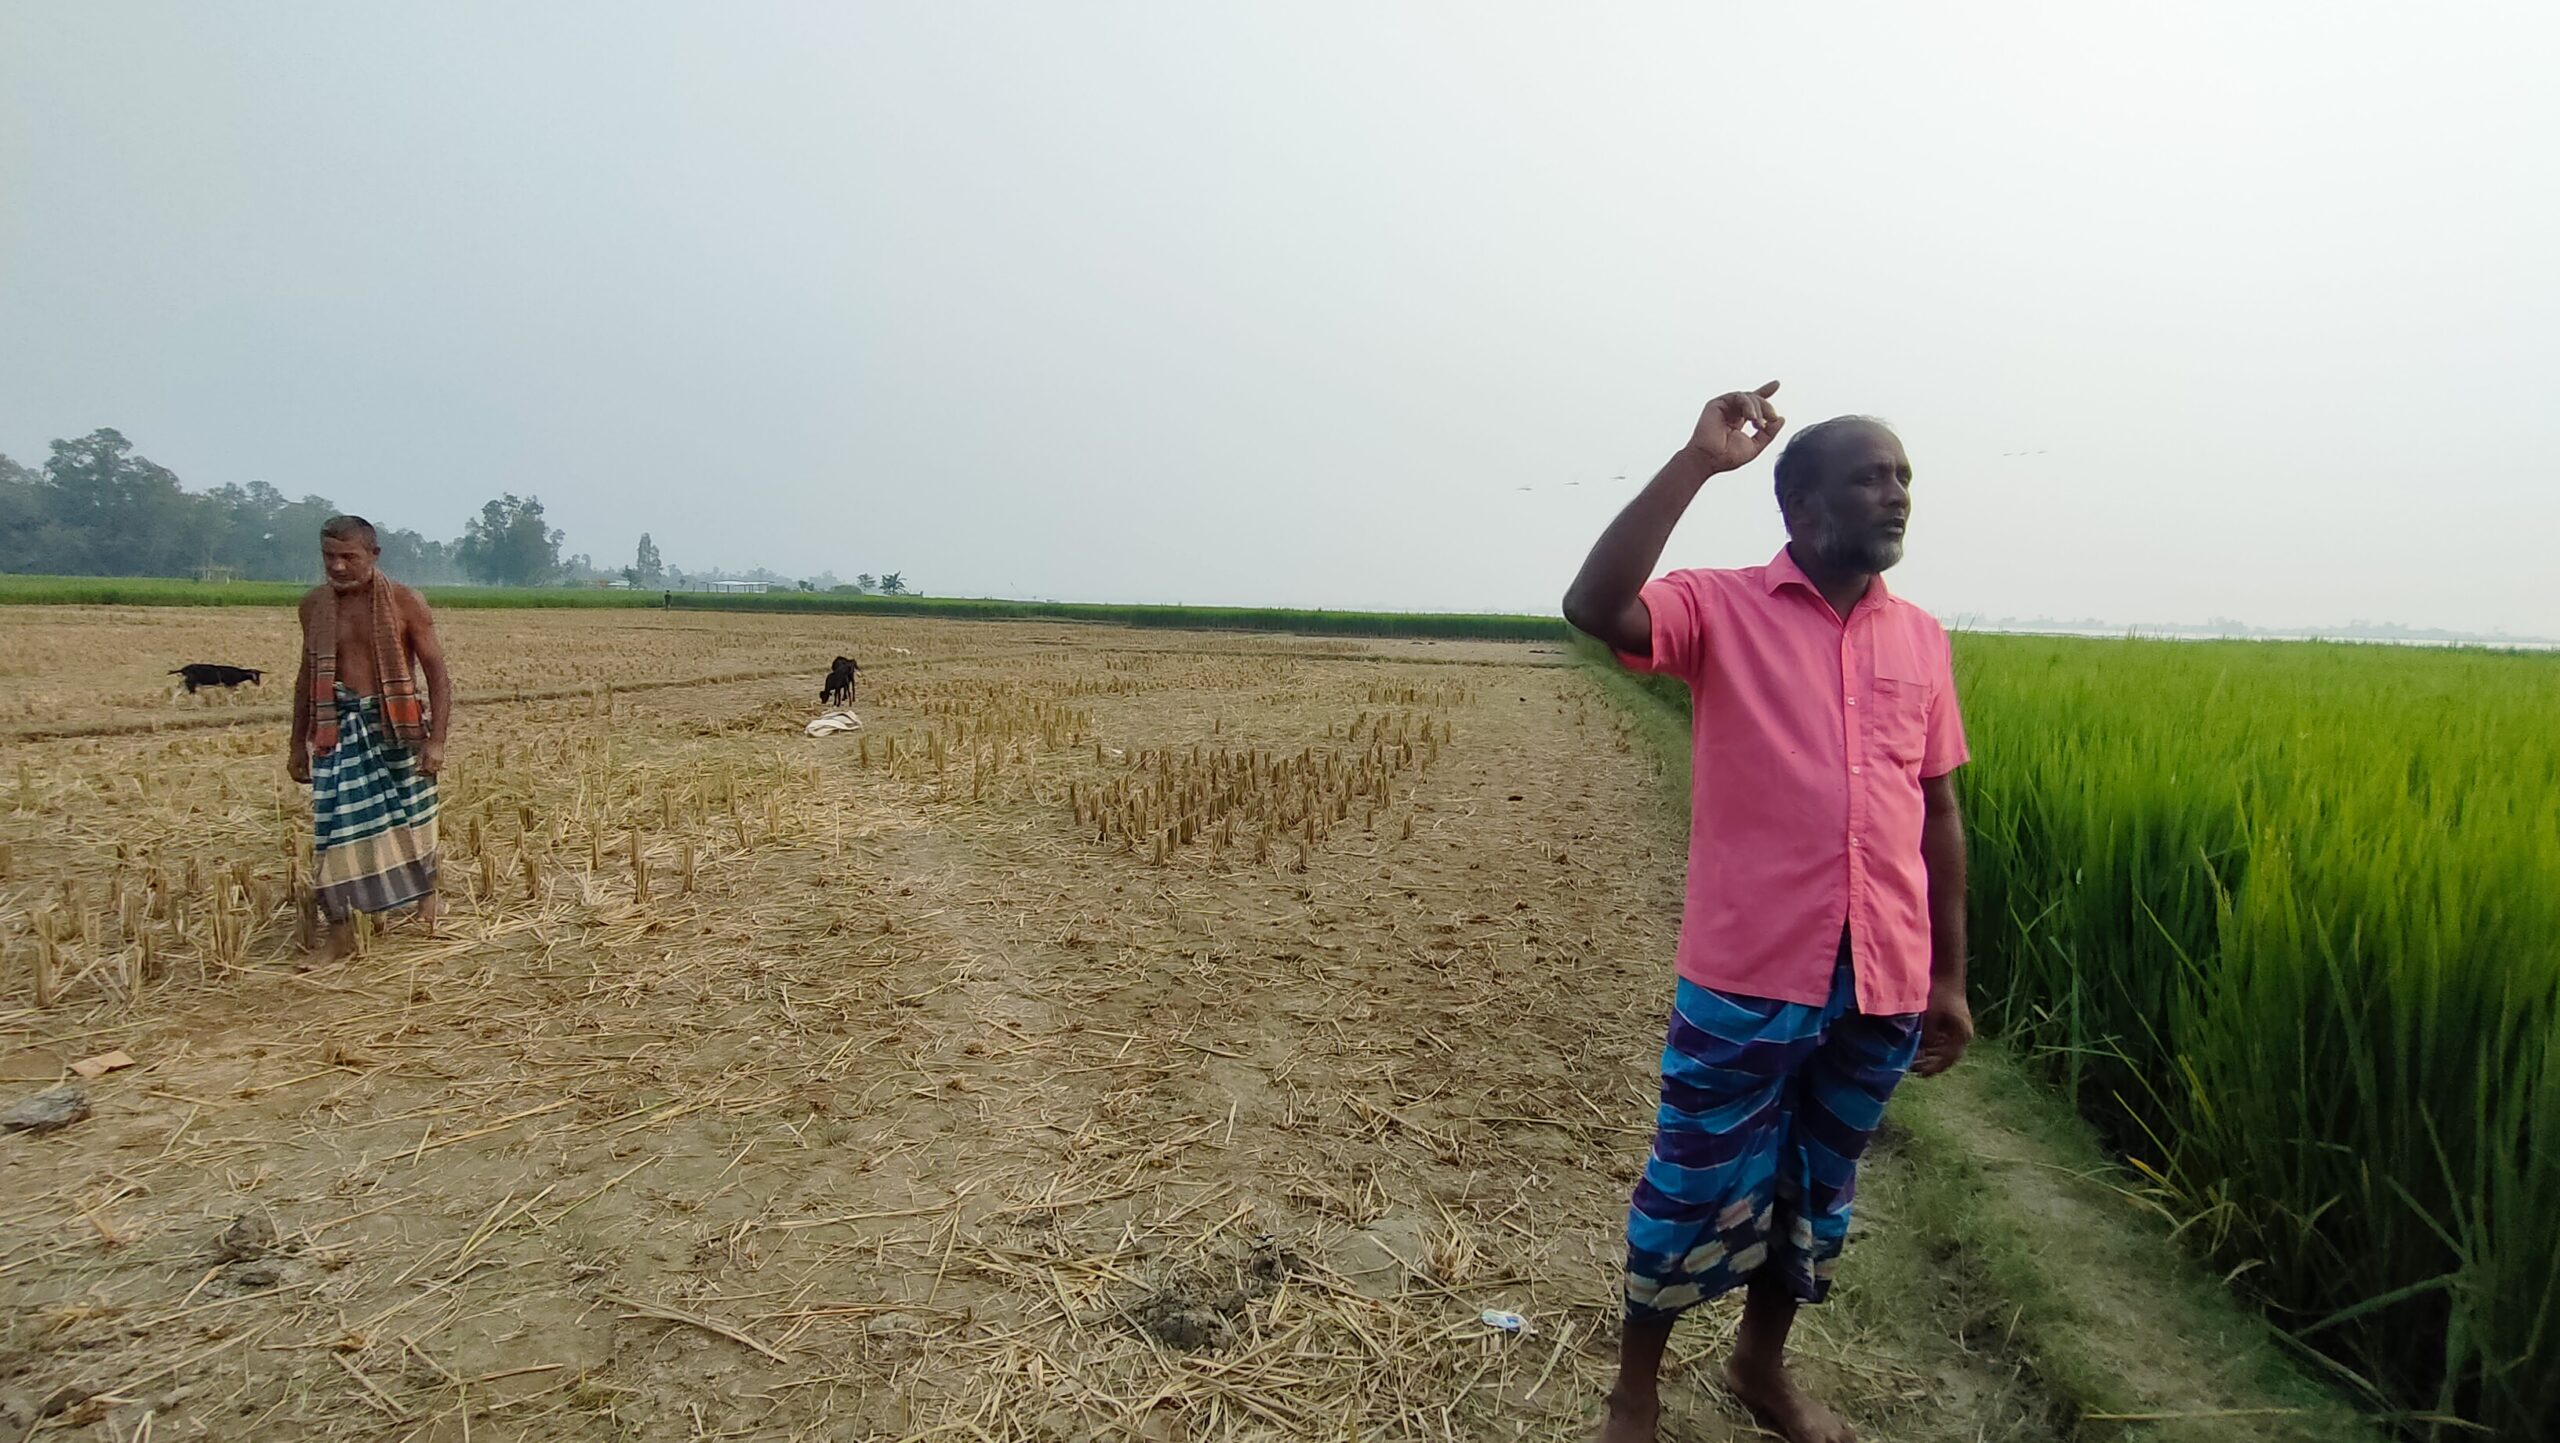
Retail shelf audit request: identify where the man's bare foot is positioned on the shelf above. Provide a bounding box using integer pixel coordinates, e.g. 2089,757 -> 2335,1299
1724,1355 -> 1855,1443
325,921 -> 355,962
414,894 -> 440,938
1597,1389 -> 1659,1443
300,934 -> 351,970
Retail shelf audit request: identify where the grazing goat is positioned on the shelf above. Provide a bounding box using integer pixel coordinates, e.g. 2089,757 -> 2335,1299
171,664 -> 263,702
821,656 -> 860,707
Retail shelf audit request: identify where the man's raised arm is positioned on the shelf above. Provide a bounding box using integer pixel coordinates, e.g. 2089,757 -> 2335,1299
1562,381 -> 1786,656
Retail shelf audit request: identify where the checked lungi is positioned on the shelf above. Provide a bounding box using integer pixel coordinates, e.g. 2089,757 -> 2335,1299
310,685 -> 439,922
1623,947 -> 1920,1318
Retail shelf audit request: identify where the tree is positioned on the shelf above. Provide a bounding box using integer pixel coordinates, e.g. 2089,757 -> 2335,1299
877,572 -> 908,595
33,429 -> 196,577
0,453 -> 44,574
1,432 -> 538,587
378,528 -> 462,585
854,574 -> 877,593
201,479 -> 337,581
455,494 -> 565,586
632,533 -> 665,587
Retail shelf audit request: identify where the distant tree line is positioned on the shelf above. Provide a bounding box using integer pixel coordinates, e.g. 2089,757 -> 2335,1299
0,427 -> 905,592
0,429 -> 534,584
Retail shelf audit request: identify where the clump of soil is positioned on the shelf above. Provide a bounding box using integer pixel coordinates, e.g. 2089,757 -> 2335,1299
215,1211 -> 277,1262
208,1211 -> 305,1293
1129,1235 -> 1298,1353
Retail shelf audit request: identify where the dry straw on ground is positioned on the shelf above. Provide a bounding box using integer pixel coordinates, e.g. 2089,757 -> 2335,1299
3,614 -> 2036,1442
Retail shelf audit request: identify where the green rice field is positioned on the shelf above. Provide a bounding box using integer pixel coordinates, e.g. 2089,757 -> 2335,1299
1604,632 -> 2557,1438
1953,635 -> 2560,1438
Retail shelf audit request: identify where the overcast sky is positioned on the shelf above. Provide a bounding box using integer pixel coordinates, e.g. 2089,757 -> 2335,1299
3,3 -> 2553,632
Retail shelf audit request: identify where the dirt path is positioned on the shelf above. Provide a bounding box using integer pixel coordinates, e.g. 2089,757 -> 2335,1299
2,619 -> 2064,1441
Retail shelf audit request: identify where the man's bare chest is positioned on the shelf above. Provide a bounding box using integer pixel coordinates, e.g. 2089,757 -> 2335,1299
333,600 -> 382,691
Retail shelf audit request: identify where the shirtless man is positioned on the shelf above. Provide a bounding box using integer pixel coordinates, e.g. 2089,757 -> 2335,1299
288,516 -> 453,958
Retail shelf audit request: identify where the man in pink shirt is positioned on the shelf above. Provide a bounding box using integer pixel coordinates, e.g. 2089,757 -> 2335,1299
1563,381 -> 1972,1443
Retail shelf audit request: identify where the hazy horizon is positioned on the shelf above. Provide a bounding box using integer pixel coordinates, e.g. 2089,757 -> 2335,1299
5,3 -> 2554,634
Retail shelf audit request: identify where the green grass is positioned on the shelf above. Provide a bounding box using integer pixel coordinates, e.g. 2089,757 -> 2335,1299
1577,631 -> 2560,1441
0,573 -> 1567,641
0,574 -> 319,607
1884,1048 -> 2389,1442
1953,634 -> 2559,1440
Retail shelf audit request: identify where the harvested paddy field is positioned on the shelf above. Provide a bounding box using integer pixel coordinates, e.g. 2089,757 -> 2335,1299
3,607 -> 2218,1441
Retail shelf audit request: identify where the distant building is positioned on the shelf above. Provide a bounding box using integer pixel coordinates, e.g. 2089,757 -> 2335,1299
700,579 -> 771,594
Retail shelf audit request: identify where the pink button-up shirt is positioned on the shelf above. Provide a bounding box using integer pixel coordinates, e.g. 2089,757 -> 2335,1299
1617,547 -> 1968,1016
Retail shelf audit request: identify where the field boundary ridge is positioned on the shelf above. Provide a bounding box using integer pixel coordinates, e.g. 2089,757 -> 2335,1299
1,667 -> 809,743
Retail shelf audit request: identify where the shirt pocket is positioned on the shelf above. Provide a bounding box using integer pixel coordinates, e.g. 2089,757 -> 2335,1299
1869,667 -> 1931,768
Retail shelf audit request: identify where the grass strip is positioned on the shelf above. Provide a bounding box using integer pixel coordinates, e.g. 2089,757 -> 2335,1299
0,573 -> 1566,641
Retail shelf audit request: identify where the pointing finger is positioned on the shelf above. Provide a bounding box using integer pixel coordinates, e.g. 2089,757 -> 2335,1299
1754,380 -> 1781,399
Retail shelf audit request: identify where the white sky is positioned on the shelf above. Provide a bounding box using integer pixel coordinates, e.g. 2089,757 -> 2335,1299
3,3 -> 2554,632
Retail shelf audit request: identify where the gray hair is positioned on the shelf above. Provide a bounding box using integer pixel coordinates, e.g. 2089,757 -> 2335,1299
320,515 -> 378,548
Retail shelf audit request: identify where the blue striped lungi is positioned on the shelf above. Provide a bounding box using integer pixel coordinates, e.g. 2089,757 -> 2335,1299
1623,948 -> 1920,1318
310,686 -> 440,922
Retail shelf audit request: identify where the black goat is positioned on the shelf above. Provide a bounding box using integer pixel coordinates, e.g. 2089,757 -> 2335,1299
171,664 -> 264,700
820,656 -> 860,707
